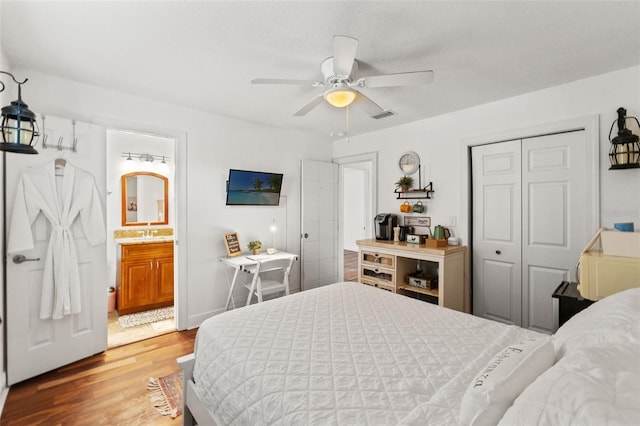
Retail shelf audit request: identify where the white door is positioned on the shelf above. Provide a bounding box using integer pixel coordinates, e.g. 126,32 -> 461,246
472,140 -> 523,325
301,160 -> 338,291
522,132 -> 587,332
6,120 -> 107,385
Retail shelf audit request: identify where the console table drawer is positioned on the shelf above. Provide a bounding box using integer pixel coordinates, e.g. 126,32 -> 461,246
361,250 -> 395,268
360,277 -> 395,293
361,265 -> 395,288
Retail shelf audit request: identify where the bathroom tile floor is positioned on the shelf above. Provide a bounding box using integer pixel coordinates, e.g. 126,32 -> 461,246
107,310 -> 176,349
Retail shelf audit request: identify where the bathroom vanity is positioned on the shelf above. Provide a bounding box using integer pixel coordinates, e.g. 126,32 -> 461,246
115,238 -> 174,314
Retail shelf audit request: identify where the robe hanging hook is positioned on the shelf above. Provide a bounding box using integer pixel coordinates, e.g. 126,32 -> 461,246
41,115 -> 48,148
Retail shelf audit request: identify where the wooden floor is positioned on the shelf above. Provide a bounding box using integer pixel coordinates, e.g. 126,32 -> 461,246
344,249 -> 359,282
108,310 -> 176,349
0,329 -> 197,426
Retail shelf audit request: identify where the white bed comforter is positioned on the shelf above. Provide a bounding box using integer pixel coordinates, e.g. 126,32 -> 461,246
193,282 -> 541,425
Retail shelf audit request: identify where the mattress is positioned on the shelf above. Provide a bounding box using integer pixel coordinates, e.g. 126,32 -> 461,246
192,282 -> 542,425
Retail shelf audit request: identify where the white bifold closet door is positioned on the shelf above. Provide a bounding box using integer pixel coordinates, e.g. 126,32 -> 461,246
472,130 -> 588,333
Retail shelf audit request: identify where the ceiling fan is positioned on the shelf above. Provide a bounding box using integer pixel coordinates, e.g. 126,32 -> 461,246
251,35 -> 435,118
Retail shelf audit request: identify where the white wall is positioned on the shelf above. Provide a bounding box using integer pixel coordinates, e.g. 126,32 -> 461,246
11,68 -> 332,329
333,65 -> 640,245
343,167 -> 366,251
105,130 -> 175,287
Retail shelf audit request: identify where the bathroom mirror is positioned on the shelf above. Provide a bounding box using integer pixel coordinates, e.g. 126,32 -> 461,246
121,171 -> 169,226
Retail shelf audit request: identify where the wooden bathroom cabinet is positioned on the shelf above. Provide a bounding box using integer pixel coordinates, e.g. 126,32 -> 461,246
116,241 -> 174,314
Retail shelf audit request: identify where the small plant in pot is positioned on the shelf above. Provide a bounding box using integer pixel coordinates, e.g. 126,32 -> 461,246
395,175 -> 414,192
248,240 -> 262,255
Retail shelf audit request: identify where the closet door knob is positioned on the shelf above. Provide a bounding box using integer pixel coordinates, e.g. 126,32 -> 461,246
495,250 -> 502,255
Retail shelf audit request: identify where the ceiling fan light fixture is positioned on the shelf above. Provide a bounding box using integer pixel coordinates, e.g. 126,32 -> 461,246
323,88 -> 357,108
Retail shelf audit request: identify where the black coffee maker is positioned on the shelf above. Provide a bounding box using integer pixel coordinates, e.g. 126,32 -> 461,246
375,214 -> 398,240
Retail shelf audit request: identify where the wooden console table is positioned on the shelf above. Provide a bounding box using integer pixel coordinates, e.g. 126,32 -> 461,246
356,239 -> 470,313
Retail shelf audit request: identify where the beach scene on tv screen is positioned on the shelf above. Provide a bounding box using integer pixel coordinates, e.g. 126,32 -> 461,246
227,170 -> 283,205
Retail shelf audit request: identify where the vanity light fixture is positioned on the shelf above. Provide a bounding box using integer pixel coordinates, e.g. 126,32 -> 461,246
157,155 -> 170,173
608,107 -> 640,169
121,152 -> 170,163
0,71 -> 39,154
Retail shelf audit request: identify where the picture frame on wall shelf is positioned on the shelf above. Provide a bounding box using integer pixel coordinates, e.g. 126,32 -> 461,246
224,232 -> 242,257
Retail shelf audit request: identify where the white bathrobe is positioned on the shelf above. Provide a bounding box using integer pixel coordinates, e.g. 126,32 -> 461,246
8,161 -> 106,320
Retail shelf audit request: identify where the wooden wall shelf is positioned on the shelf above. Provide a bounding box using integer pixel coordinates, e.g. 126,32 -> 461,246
395,182 -> 434,199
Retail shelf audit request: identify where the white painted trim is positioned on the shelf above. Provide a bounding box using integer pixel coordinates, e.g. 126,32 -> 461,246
333,152 -> 378,280
93,116 -> 189,331
0,373 -> 8,417
460,115 -> 600,247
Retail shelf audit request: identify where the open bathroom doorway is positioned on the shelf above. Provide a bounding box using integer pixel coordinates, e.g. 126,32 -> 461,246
106,129 -> 177,348
335,152 -> 377,283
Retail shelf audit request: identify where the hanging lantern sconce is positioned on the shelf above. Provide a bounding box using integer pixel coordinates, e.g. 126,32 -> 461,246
0,71 -> 39,154
608,107 -> 640,169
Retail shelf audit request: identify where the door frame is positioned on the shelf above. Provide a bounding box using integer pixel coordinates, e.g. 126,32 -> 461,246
460,115 -> 600,310
334,152 -> 378,281
98,118 -> 188,331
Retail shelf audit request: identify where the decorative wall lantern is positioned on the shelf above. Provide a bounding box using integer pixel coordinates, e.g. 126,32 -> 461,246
608,107 -> 640,169
0,71 -> 39,154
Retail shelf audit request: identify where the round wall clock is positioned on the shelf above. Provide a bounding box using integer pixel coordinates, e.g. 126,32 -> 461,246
399,151 -> 420,175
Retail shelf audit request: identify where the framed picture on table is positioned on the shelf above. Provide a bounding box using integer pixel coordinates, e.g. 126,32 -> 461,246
224,232 -> 242,257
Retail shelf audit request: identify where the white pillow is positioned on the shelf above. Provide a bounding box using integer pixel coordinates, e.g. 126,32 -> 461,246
498,343 -> 640,426
458,336 -> 555,426
553,287 -> 640,358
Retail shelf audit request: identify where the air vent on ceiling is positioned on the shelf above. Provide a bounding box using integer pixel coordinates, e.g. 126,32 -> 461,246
371,110 -> 395,120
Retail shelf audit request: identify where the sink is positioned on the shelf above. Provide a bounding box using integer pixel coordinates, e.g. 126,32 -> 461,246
115,236 -> 174,245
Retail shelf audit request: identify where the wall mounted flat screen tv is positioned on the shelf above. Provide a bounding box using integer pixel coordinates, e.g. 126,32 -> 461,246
226,169 -> 283,206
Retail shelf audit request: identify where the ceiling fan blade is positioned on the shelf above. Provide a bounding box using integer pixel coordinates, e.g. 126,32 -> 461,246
332,35 -> 359,76
293,94 -> 325,116
352,91 -> 385,117
252,78 -> 324,87
356,70 -> 434,88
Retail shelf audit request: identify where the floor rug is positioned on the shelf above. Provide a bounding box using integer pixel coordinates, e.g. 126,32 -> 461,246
148,371 -> 183,418
118,306 -> 174,328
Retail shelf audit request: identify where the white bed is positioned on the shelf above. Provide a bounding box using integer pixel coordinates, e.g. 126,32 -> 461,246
179,282 -> 640,426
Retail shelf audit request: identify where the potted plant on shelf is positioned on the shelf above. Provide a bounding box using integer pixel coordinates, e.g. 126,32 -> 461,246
395,175 -> 414,192
248,240 -> 262,255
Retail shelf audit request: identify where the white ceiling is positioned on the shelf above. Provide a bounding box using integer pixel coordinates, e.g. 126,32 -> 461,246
2,1 -> 639,140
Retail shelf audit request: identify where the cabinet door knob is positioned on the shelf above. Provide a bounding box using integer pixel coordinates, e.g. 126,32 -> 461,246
496,250 -> 502,255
